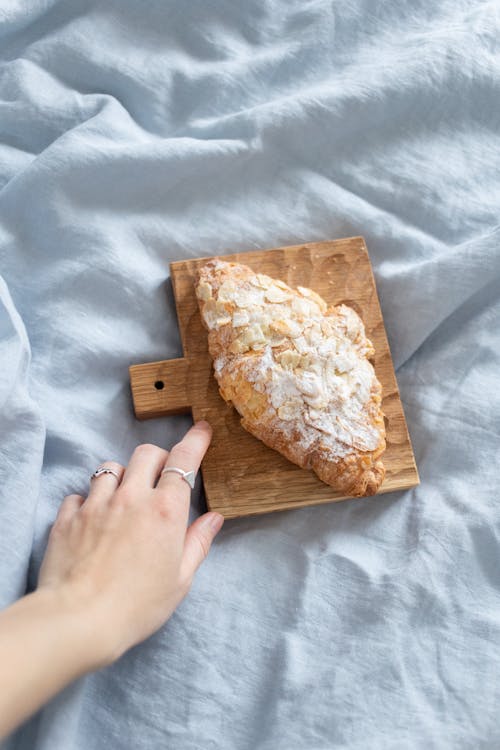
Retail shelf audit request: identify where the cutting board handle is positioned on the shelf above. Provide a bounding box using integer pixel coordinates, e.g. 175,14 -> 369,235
129,358 -> 191,420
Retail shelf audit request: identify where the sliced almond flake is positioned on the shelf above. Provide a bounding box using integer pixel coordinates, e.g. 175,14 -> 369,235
279,350 -> 302,370
278,403 -> 296,421
293,335 -> 309,353
334,354 -> 355,373
270,337 -> 287,348
269,319 -> 291,336
239,323 -> 266,347
232,310 -> 250,327
229,338 -> 248,354
233,287 -> 264,308
298,286 -> 327,312
264,286 -> 293,304
320,318 -> 334,336
215,300 -> 230,315
292,296 -> 315,317
201,299 -> 218,329
297,286 -> 313,297
286,319 -> 303,338
304,393 -> 330,409
249,273 -> 271,289
304,322 -> 322,344
196,282 -> 212,301
304,410 -> 335,435
269,318 -> 302,337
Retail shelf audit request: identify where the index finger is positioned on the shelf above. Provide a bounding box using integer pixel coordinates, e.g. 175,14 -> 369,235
156,421 -> 212,523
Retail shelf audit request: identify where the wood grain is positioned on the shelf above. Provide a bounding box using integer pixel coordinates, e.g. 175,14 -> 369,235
129,358 -> 190,418
129,237 -> 419,518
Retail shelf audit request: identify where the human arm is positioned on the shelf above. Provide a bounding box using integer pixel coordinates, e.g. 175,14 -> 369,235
0,421 -> 224,740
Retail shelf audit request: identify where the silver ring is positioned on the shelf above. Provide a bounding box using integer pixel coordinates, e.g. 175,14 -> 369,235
91,466 -> 121,482
161,467 -> 196,489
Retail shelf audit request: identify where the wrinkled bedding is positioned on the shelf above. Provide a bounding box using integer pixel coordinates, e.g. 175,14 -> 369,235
1,1 -> 499,748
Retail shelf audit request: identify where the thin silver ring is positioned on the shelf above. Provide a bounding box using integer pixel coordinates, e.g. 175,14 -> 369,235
161,467 -> 196,489
90,466 -> 121,482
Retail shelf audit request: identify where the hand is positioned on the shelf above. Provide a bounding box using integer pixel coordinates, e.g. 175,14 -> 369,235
37,421 -> 224,668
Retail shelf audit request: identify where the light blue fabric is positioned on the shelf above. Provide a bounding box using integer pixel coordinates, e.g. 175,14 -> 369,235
1,1 -> 499,748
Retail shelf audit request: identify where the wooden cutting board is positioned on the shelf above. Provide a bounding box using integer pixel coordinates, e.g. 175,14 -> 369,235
129,237 -> 419,518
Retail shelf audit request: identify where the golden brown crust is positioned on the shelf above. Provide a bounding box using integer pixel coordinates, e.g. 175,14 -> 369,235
195,259 -> 386,497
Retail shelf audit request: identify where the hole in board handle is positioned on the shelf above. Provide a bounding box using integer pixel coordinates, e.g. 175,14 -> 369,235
154,380 -> 165,390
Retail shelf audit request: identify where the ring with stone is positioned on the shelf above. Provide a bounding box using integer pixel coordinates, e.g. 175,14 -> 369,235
160,467 -> 196,489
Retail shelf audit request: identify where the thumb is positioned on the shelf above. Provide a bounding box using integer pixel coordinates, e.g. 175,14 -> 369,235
180,512 -> 224,581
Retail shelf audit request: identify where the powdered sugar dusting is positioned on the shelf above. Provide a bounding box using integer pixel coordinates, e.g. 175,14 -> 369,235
196,260 -> 382,460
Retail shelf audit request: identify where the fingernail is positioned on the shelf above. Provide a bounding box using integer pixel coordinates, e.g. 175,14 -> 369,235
205,512 -> 224,533
195,420 -> 211,431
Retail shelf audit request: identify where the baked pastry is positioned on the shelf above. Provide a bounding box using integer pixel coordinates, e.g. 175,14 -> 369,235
195,259 -> 386,496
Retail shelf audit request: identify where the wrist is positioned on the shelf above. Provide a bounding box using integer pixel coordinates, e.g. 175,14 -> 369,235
34,584 -> 122,672
0,586 -> 121,740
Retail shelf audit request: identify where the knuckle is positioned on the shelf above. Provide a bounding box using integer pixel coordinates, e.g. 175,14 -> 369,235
101,461 -> 124,474
170,444 -> 193,465
54,495 -> 83,528
113,486 -> 135,506
51,516 -> 67,534
135,443 -> 159,454
195,532 -> 211,560
78,501 -> 94,521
